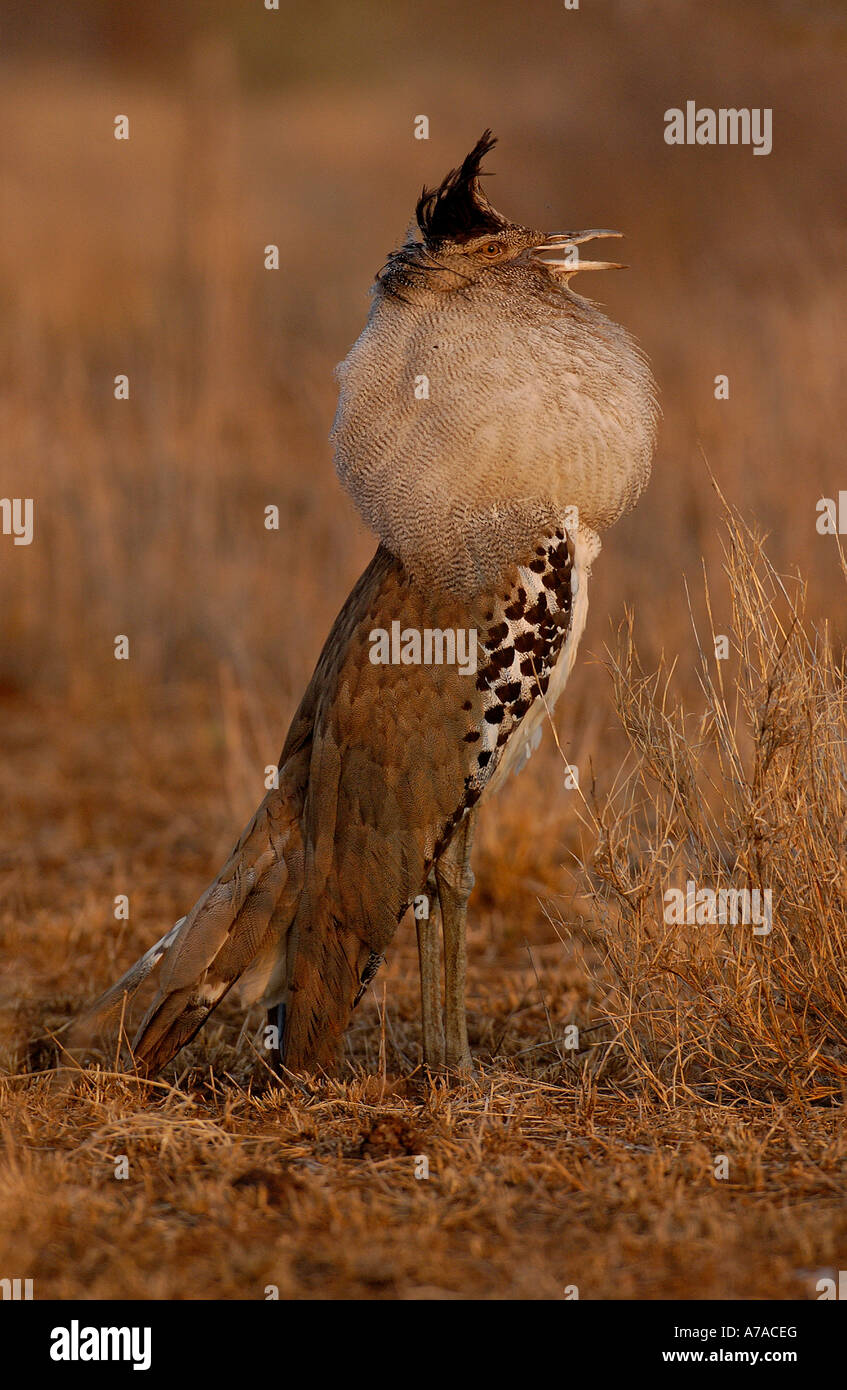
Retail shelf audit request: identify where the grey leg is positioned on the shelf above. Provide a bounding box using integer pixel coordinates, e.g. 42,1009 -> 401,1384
416,877 -> 445,1068
435,811 -> 477,1073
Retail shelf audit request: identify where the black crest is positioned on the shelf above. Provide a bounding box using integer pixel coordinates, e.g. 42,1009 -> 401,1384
416,130 -> 507,245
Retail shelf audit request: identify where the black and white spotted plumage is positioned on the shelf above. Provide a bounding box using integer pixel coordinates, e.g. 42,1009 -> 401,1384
429,526 -> 578,865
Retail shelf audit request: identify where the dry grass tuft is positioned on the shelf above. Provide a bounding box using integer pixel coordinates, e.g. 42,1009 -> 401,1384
585,499 -> 847,1105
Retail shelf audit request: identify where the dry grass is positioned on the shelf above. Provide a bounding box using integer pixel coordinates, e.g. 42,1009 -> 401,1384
2,1066 -> 844,1301
2,1 -> 847,1300
584,500 -> 847,1107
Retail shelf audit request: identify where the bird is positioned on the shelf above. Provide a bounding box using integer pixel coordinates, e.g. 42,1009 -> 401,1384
73,131 -> 657,1078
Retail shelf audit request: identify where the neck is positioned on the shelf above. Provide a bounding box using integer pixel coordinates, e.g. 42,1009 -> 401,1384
375,242 -> 474,303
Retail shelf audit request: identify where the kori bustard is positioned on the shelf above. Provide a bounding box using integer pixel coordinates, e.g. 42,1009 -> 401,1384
76,132 -> 657,1075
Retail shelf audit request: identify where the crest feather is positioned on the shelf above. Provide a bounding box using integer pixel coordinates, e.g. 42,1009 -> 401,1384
415,130 -> 507,244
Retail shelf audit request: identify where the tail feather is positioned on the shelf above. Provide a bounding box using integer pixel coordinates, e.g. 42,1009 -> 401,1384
72,788 -> 304,1076
66,918 -> 185,1049
132,853 -> 297,1074
131,985 -> 219,1074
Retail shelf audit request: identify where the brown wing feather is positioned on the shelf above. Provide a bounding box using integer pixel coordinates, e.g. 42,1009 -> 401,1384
280,536 -> 574,1068
79,533 -> 572,1076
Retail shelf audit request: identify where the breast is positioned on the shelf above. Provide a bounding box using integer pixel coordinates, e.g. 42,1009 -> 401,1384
332,284 -> 656,598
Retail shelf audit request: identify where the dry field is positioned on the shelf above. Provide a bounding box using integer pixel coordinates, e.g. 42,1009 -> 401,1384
2,1 -> 847,1300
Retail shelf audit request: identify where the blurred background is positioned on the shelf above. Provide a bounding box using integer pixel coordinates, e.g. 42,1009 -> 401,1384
2,0 -> 847,1035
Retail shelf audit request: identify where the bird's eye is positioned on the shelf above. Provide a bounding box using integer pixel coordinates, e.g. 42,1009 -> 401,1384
481,242 -> 502,257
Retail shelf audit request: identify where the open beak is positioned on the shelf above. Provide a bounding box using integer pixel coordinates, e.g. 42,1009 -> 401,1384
533,229 -> 625,280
